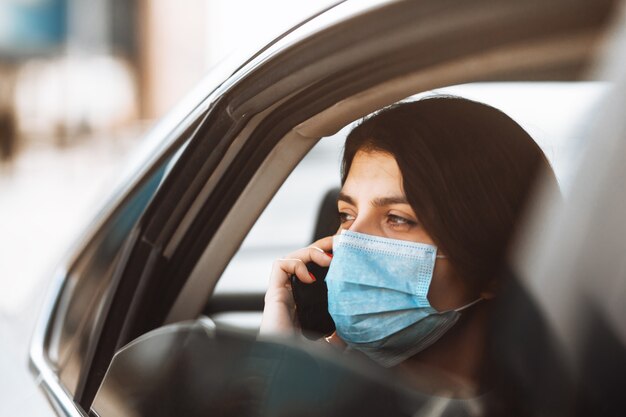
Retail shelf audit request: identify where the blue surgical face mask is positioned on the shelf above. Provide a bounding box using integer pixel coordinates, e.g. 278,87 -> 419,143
326,230 -> 482,368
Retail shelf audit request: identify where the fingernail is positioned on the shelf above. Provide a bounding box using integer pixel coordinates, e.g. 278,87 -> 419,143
309,272 -> 316,281
325,252 -> 333,258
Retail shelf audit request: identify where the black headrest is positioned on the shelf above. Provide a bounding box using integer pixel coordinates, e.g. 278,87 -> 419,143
311,187 -> 341,242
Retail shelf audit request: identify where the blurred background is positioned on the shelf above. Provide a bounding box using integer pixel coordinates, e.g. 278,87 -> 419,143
0,0 -> 335,413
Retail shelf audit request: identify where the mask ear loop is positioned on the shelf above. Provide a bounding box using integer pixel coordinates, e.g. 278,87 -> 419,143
454,297 -> 484,312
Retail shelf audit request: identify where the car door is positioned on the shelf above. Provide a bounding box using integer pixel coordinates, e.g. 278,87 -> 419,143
30,0 -> 620,415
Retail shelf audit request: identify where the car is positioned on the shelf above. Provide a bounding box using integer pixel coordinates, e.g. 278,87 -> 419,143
29,0 -> 626,416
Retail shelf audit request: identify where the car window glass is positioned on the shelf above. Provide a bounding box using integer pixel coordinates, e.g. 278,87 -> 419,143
46,146 -> 184,395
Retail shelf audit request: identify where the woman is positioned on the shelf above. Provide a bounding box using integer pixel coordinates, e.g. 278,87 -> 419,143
260,96 -> 556,397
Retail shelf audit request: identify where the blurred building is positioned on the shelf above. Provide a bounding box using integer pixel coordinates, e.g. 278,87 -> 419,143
138,0 -> 337,118
0,0 -> 336,162
0,0 -> 139,156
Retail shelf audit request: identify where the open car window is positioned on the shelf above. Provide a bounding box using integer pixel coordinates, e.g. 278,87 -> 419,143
206,81 -> 608,331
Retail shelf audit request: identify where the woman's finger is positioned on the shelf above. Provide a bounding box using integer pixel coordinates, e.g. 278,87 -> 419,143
306,245 -> 333,269
260,236 -> 336,336
310,235 -> 334,253
278,257 -> 315,283
268,235 -> 335,290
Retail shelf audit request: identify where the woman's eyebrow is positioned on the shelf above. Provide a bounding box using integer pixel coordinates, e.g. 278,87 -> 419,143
372,196 -> 409,207
337,192 -> 409,207
337,191 -> 355,205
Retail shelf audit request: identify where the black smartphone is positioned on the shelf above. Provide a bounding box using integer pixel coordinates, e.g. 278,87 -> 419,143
290,262 -> 335,340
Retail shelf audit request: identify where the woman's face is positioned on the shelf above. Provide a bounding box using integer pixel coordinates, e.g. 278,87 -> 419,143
338,150 -> 477,311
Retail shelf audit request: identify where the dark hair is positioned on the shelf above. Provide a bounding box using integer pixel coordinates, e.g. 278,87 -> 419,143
341,96 -> 556,291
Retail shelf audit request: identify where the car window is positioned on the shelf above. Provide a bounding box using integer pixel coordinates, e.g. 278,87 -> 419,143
209,82 -> 607,330
205,128 -> 346,329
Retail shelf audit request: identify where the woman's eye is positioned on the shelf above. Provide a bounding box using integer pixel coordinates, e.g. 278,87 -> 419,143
387,214 -> 416,226
339,212 -> 355,223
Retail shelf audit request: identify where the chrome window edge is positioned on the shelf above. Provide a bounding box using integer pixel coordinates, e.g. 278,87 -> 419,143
29,267 -> 89,417
36,377 -> 89,417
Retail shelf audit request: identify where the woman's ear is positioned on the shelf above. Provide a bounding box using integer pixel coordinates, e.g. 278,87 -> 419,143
479,278 -> 498,300
480,290 -> 496,300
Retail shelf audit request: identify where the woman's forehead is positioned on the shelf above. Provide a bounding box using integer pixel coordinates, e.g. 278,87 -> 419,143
341,151 -> 409,205
348,150 -> 400,179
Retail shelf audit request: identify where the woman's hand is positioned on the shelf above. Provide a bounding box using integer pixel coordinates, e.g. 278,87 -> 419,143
259,236 -> 334,336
